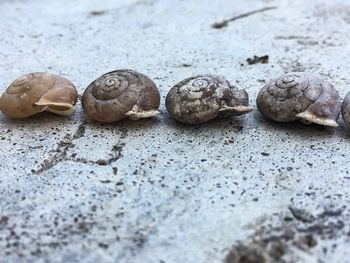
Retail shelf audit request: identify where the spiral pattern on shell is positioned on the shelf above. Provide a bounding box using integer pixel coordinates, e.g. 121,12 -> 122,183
82,69 -> 160,123
256,72 -> 341,127
0,72 -> 78,119
165,75 -> 252,124
177,75 -> 224,102
7,74 -> 35,94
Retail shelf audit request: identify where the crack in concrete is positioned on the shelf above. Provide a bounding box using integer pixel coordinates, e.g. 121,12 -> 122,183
212,6 -> 277,29
33,125 -> 128,175
72,123 -> 86,140
101,127 -> 128,175
68,141 -> 125,175
85,127 -> 128,175
33,123 -> 87,175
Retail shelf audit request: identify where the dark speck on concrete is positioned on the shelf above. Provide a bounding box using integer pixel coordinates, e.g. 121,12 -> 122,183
247,55 -> 269,65
0,216 -> 9,225
89,10 -> 106,16
289,207 -> 315,223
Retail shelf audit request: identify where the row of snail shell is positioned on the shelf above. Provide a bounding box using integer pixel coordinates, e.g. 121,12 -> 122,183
256,72 -> 343,127
165,75 -> 252,124
82,69 -> 160,123
0,72 -> 78,119
1,70 -> 350,129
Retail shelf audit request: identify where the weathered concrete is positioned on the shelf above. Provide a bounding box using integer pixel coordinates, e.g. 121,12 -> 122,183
0,0 -> 349,262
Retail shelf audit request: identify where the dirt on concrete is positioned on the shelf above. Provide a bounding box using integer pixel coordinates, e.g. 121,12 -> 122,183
225,206 -> 349,263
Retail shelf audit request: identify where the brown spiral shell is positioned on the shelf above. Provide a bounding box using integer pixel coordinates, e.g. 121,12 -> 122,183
342,91 -> 350,128
256,72 -> 341,127
82,69 -> 160,123
165,75 -> 252,124
0,72 -> 78,119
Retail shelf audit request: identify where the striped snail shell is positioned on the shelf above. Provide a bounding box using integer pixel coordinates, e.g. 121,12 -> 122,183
0,72 -> 78,119
82,69 -> 160,123
256,72 -> 341,127
342,91 -> 350,128
165,75 -> 253,124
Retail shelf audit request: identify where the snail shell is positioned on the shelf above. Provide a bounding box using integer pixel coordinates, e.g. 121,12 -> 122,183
256,72 -> 341,127
0,72 -> 78,119
342,91 -> 350,128
82,69 -> 160,123
165,75 -> 253,124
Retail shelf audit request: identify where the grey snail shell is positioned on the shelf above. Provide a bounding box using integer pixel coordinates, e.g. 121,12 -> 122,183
0,72 -> 78,119
82,69 -> 160,123
256,72 -> 341,127
342,91 -> 350,128
165,75 -> 253,124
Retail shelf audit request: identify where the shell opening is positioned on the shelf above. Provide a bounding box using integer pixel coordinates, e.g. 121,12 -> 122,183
35,99 -> 76,116
296,111 -> 338,128
219,105 -> 253,116
125,105 -> 159,120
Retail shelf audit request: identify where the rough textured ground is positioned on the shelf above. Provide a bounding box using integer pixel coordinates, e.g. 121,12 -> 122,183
0,0 -> 350,262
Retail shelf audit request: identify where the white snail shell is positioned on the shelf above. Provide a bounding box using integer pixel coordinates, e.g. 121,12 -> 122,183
256,72 -> 341,127
82,69 -> 160,123
0,72 -> 78,119
165,75 -> 253,124
342,91 -> 350,128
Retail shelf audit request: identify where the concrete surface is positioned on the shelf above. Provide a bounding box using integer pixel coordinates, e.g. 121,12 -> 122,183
0,0 -> 350,262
